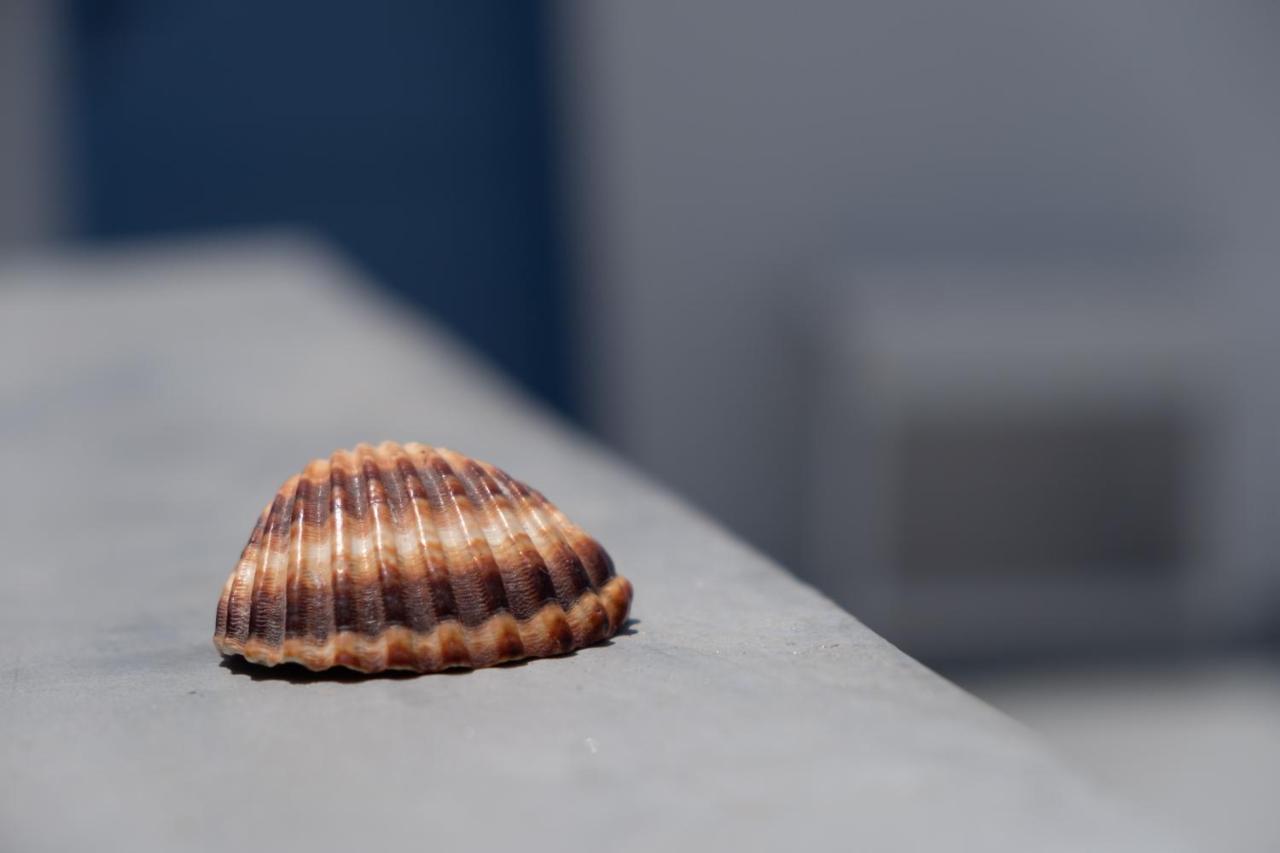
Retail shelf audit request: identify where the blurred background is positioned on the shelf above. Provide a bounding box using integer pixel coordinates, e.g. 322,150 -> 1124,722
2,1 -> 1278,848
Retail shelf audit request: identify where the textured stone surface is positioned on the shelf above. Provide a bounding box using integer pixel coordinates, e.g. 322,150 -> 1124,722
0,236 -> 1175,852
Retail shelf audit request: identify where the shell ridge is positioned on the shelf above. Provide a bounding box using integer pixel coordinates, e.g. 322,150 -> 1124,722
216,504 -> 266,642
356,446 -> 396,669
370,444 -> 410,631
444,452 -> 515,601
225,504 -> 269,643
298,458 -> 335,663
284,487 -> 306,642
487,467 -> 613,645
251,475 -> 302,654
360,446 -> 389,630
400,446 -> 450,628
467,460 -> 560,620
494,468 -> 594,607
215,575 -> 232,640
351,446 -> 389,650
537,491 -> 612,589
323,453 -> 343,665
326,449 -> 363,667
437,450 -> 513,620
267,480 -> 303,652
278,487 -> 292,656
443,451 -> 527,663
522,488 -> 615,637
376,444 -> 425,633
464,460 -> 576,657
328,450 -> 352,638
353,447 -> 385,637
237,493 -> 283,645
376,443 -> 434,667
284,476 -> 309,651
415,447 -> 476,666
316,459 -> 338,649
420,449 -> 479,627
431,450 -> 520,665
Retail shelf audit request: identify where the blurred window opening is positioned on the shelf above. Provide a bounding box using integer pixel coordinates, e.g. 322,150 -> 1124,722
894,410 -> 1189,581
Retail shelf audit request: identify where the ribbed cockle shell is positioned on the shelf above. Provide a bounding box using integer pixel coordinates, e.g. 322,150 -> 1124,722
214,442 -> 633,673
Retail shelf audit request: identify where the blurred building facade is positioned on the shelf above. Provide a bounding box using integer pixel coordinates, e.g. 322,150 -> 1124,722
559,1 -> 1280,660
3,1 -> 1278,663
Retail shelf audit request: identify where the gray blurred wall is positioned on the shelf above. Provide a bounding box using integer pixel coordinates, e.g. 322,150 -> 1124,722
558,1 -> 1280,593
0,0 -> 67,250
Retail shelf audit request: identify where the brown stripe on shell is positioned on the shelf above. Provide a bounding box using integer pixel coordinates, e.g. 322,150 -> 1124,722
336,447 -> 387,638
303,457 -> 336,646
395,448 -> 458,626
490,465 -> 595,610
325,452 -> 354,635
213,441 -> 633,673
215,502 -> 269,643
377,444 -> 437,634
278,460 -> 333,653
292,471 -> 332,647
226,492 -> 287,645
359,445 -> 406,630
435,448 -> 527,661
414,447 -> 509,628
245,476 -> 297,651
455,457 -> 561,623
539,488 -> 615,589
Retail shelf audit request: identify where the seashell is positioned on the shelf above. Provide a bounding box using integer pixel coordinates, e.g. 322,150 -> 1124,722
214,442 -> 633,673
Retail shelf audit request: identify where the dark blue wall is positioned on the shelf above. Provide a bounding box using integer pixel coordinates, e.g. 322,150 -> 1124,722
70,1 -> 571,412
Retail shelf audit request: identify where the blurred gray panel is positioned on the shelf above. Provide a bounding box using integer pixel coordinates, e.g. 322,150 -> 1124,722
559,0 -> 1280,592
799,261 -> 1239,662
0,0 -> 67,249
894,410 -> 1188,580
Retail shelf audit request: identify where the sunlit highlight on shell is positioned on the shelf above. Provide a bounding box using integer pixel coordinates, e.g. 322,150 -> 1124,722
214,442 -> 633,673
